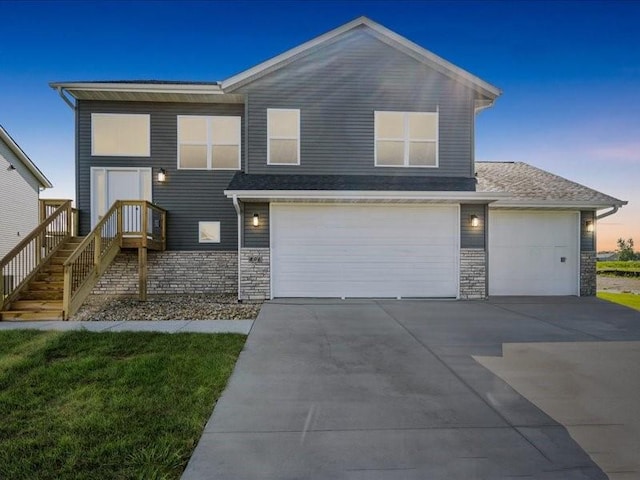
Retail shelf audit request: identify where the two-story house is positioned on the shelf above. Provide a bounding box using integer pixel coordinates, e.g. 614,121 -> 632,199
50,17 -> 625,302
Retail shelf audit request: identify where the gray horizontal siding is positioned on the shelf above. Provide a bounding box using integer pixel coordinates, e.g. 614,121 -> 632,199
243,202 -> 270,248
580,210 -> 596,252
238,28 -> 475,177
460,204 -> 486,249
77,100 -> 244,250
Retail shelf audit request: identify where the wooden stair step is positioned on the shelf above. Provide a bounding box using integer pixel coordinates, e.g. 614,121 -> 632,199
40,264 -> 63,273
10,300 -> 63,311
28,281 -> 64,290
35,273 -> 63,282
0,310 -> 64,321
18,291 -> 63,301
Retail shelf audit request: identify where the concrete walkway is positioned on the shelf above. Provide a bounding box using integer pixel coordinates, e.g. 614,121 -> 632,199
183,296 -> 640,480
0,319 -> 253,334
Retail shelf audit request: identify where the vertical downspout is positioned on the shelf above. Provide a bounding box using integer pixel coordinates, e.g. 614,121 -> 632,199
232,195 -> 242,301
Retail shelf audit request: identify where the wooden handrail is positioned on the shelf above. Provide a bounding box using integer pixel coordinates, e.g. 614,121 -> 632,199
61,200 -> 166,319
1,200 -> 73,309
39,199 -> 78,236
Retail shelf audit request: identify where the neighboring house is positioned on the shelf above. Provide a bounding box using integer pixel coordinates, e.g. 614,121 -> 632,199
50,17 -> 625,300
0,125 -> 53,259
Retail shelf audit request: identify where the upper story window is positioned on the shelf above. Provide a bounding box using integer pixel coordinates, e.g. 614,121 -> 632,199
375,111 -> 438,168
178,115 -> 241,170
92,113 -> 150,157
267,109 -> 300,165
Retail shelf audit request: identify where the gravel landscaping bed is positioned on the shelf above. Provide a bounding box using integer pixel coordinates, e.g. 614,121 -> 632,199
71,294 -> 262,321
597,275 -> 640,295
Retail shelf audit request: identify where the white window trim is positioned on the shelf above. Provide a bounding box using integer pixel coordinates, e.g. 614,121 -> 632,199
374,110 -> 439,168
177,115 -> 241,171
91,113 -> 151,157
267,108 -> 300,166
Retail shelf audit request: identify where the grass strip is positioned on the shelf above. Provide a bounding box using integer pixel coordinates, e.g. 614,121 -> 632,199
0,330 -> 245,480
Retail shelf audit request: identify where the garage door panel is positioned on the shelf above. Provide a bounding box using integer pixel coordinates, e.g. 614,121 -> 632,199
272,204 -> 458,298
489,211 -> 578,296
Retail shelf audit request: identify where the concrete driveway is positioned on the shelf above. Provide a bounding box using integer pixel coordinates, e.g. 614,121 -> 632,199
183,297 -> 640,480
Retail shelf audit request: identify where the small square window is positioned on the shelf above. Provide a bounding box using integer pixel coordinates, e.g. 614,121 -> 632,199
198,221 -> 220,243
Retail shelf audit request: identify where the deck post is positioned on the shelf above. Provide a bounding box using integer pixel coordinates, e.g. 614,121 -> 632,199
138,247 -> 147,302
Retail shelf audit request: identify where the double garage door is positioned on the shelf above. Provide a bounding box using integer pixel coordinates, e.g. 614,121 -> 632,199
271,204 -> 459,298
270,205 -> 580,298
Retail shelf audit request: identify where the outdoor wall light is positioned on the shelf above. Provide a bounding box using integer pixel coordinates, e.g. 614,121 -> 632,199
586,220 -> 594,233
157,168 -> 167,183
470,214 -> 479,227
253,213 -> 260,227
7,164 -> 15,171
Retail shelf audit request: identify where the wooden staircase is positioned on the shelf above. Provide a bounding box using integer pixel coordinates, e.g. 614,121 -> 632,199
1,237 -> 84,320
1,199 -> 166,321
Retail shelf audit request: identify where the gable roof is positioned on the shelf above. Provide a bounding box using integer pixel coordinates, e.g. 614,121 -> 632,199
0,125 -> 52,189
221,16 -> 502,101
476,162 -> 625,208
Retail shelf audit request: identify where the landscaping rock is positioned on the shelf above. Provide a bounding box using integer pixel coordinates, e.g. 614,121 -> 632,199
71,294 -> 262,321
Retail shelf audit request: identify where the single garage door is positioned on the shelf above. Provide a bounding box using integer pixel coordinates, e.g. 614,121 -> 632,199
489,210 -> 579,296
271,203 -> 459,298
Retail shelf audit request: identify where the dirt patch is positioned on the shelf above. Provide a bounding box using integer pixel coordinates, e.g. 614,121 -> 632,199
597,275 -> 640,294
71,294 -> 262,321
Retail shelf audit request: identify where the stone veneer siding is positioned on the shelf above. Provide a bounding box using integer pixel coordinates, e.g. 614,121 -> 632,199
459,248 -> 486,299
93,251 -> 237,295
239,248 -> 270,301
580,251 -> 596,296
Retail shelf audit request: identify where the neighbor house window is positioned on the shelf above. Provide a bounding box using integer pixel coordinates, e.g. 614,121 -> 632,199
178,116 -> 241,170
375,111 -> 438,167
92,113 -> 150,157
267,109 -> 300,165
198,221 -> 221,243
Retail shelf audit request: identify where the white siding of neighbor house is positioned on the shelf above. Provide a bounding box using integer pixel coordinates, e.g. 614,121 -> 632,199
0,139 -> 40,259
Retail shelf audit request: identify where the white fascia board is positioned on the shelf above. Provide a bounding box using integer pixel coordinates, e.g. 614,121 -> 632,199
0,125 -> 53,188
224,190 -> 507,202
221,16 -> 501,98
490,198 -> 628,209
49,82 -> 223,96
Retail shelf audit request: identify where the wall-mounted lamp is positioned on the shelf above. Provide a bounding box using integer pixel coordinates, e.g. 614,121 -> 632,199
7,164 -> 15,171
253,214 -> 260,227
470,214 -> 479,227
157,168 -> 166,183
586,220 -> 594,233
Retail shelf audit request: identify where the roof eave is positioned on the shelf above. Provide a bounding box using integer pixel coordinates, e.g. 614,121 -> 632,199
490,198 -> 628,209
49,82 -> 223,95
224,190 -> 507,203
0,125 -> 53,189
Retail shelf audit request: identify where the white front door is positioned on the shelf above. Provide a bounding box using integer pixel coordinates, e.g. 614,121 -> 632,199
488,210 -> 579,296
271,203 -> 459,298
91,167 -> 152,228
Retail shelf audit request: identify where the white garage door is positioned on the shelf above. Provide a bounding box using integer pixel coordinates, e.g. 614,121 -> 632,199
489,210 -> 579,296
271,204 -> 459,298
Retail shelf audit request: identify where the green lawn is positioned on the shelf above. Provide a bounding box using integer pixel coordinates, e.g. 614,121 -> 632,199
0,330 -> 245,480
597,261 -> 640,273
597,291 -> 640,311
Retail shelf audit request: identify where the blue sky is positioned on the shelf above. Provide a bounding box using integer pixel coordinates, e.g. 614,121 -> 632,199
1,0 -> 638,250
